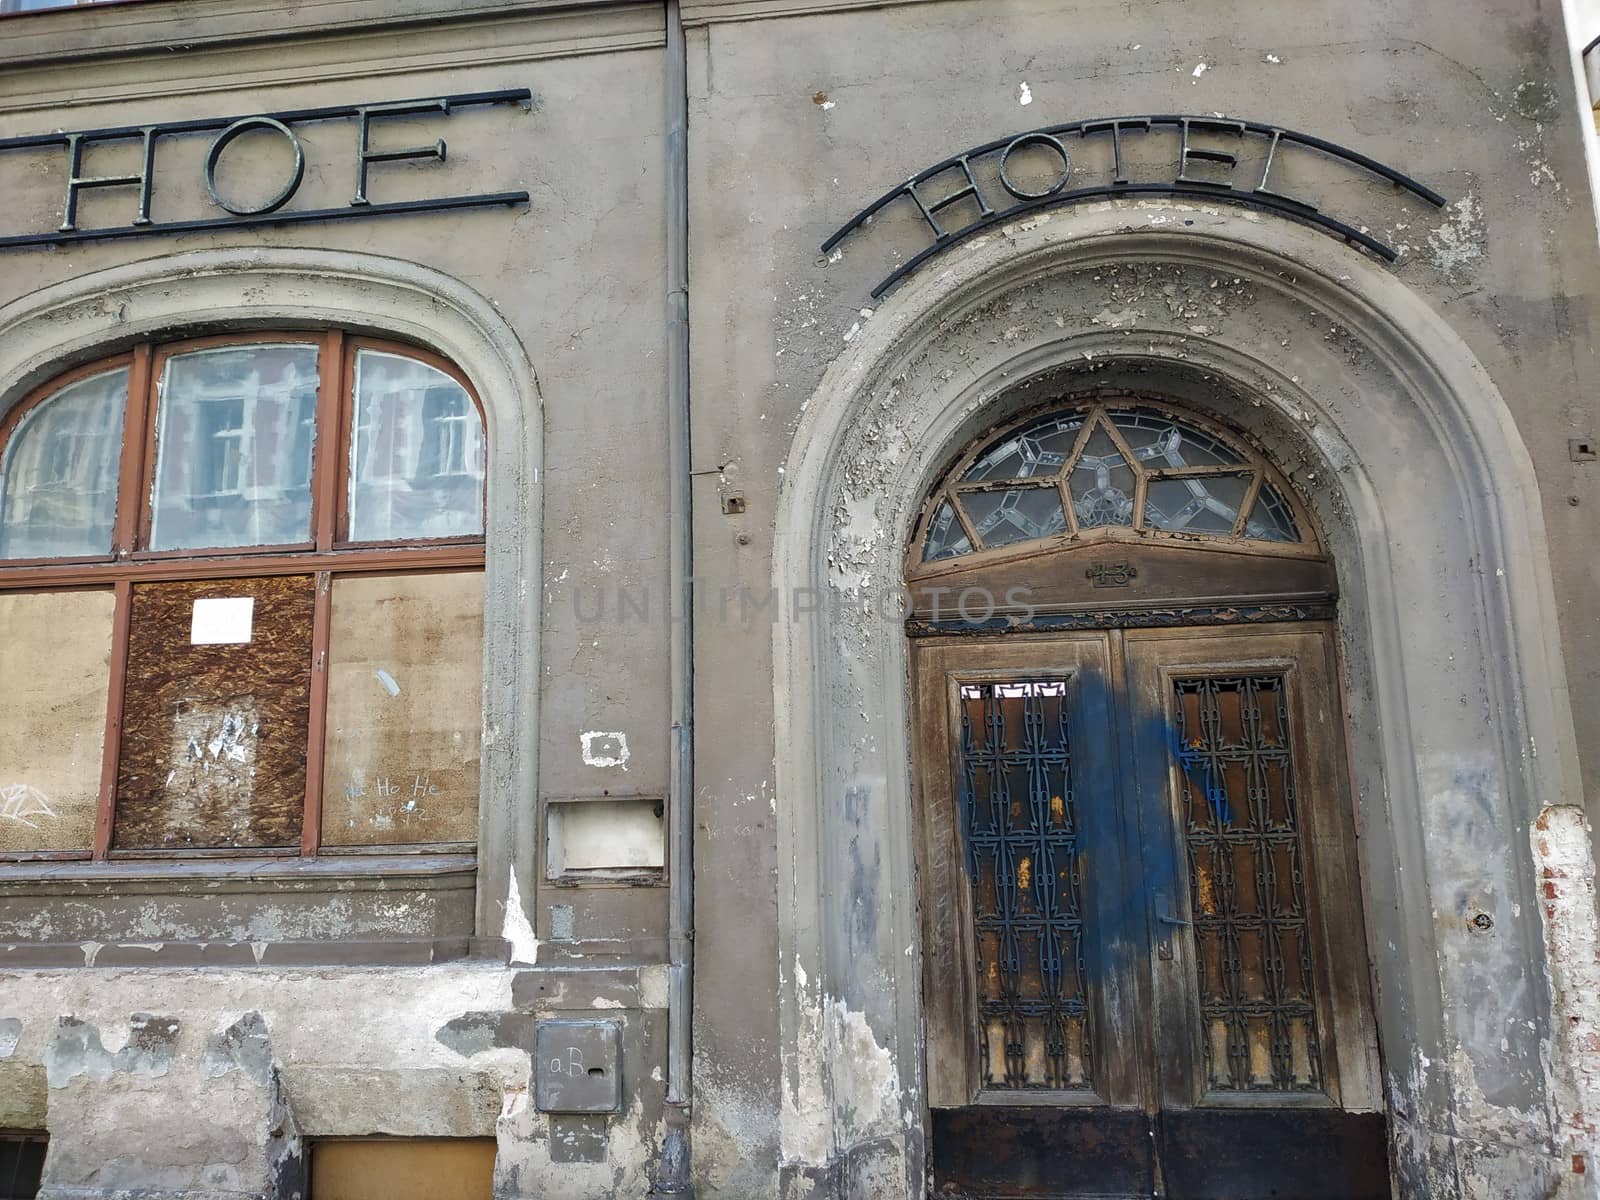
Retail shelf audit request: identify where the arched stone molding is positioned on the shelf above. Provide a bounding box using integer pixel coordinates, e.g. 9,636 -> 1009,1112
0,247 -> 543,954
772,202 -> 1583,1199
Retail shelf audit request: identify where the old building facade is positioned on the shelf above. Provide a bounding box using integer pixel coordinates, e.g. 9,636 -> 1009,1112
0,1 -> 1598,1198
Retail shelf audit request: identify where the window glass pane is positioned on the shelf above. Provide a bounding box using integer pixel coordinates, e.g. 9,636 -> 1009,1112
1144,472 -> 1255,535
1245,484 -> 1302,542
923,500 -> 972,562
1068,425 -> 1136,527
321,570 -> 483,846
959,485 -> 1066,549
113,576 -> 314,850
348,350 -> 484,542
961,414 -> 1083,483
0,368 -> 127,559
0,1133 -> 49,1200
1109,407 -> 1243,469
149,345 -> 318,550
0,590 -> 112,853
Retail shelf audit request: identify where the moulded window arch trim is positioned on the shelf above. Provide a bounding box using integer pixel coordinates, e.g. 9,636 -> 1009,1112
0,328 -> 490,865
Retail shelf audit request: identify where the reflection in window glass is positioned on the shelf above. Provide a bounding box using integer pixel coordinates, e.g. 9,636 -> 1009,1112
149,345 -> 318,550
321,571 -> 483,846
921,403 -> 1311,561
1069,426 -> 1137,527
962,414 -> 1083,482
923,501 -> 972,562
0,590 -> 113,853
348,351 -> 485,542
960,485 -> 1067,548
1246,484 -> 1302,542
1145,472 -> 1255,535
0,368 -> 127,559
1109,408 -> 1242,469
0,1131 -> 48,1200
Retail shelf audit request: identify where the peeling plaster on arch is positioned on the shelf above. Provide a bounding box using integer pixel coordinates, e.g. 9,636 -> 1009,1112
772,200 -> 1582,1198
0,247 -> 544,943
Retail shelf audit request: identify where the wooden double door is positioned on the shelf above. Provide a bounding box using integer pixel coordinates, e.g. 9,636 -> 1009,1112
911,623 -> 1388,1200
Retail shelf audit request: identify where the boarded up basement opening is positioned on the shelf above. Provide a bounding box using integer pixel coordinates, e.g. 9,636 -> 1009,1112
309,1138 -> 495,1200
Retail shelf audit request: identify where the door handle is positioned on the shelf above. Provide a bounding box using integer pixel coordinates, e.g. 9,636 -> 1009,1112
1157,913 -> 1189,960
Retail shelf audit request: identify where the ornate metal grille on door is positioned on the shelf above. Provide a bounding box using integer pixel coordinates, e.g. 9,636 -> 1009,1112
957,680 -> 1091,1090
1173,674 -> 1324,1094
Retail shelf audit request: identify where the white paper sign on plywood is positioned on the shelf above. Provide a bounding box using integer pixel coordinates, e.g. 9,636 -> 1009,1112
190,596 -> 254,645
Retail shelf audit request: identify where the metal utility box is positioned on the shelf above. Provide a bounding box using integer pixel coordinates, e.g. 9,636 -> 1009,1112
534,1019 -> 622,1114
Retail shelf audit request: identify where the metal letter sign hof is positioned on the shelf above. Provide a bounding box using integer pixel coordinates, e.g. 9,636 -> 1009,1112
824,115 -> 1447,298
0,89 -> 531,249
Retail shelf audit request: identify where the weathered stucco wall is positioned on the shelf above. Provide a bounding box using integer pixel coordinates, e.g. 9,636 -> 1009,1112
0,0 -> 1596,1197
0,964 -> 666,1198
0,3 -> 677,1196
684,0 -> 1600,1196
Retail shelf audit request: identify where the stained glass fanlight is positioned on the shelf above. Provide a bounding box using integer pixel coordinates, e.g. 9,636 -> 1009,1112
920,401 -> 1308,563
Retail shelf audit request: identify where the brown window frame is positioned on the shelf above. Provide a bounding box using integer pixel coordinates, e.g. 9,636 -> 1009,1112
0,330 -> 487,864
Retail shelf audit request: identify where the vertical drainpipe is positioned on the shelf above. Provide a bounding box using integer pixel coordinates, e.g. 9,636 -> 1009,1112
654,0 -> 695,1196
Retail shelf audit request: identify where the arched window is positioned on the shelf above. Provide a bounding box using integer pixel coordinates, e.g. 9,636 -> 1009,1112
0,333 -> 486,860
915,399 -> 1314,564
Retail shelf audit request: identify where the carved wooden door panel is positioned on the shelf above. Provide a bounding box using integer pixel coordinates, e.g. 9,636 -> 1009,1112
913,624 -> 1388,1200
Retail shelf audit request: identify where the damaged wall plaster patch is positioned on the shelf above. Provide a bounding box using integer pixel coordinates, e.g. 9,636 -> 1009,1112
550,904 -> 575,941
1533,805 -> 1600,1176
201,1011 -> 275,1083
45,1014 -> 181,1086
780,956 -> 831,1165
779,953 -> 904,1170
828,1000 -> 901,1133
1426,193 -> 1486,279
0,1017 -> 20,1057
503,870 -> 540,965
580,731 -> 630,769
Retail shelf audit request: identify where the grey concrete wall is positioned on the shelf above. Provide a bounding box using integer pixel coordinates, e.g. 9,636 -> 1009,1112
0,3 -> 677,1195
0,0 -> 1596,1196
684,0 -> 1600,1196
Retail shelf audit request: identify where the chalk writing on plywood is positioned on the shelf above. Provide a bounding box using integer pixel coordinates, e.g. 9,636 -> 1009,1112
0,783 -> 57,827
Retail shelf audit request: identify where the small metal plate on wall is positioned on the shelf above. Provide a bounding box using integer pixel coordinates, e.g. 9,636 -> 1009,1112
534,1019 -> 622,1114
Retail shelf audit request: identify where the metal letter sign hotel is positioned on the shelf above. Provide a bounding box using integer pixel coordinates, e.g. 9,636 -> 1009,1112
824,115 -> 1447,298
0,89 -> 531,249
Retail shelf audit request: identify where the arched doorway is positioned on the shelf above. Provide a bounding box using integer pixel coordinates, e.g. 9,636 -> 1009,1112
771,205 -> 1580,1200
906,396 -> 1386,1199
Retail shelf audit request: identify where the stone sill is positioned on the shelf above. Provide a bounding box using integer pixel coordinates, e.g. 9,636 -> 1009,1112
0,934 -> 509,969
0,853 -> 477,896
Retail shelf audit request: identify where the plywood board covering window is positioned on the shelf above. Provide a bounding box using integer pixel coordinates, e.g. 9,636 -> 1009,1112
0,590 -> 113,852
0,332 -> 487,862
114,576 -> 314,850
321,570 -> 483,845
